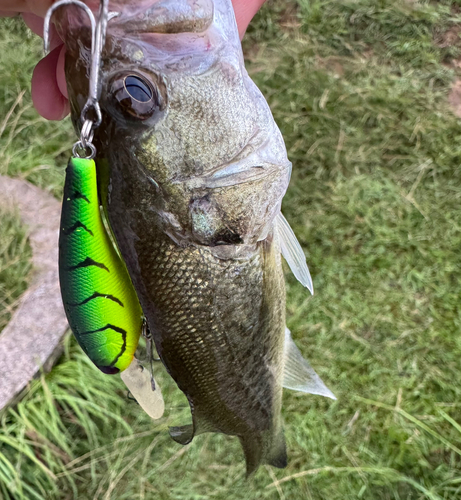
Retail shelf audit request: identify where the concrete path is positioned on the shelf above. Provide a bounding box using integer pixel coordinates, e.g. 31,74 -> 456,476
0,176 -> 68,410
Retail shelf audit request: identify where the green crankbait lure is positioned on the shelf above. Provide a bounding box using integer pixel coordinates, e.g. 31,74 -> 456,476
59,157 -> 143,374
45,0 -> 145,375
47,0 -> 164,422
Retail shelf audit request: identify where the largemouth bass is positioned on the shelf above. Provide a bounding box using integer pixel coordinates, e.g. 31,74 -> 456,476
54,0 -> 335,473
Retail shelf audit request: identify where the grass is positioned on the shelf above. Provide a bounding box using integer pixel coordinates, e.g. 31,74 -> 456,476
0,19 -> 73,195
0,208 -> 32,333
1,0 -> 461,498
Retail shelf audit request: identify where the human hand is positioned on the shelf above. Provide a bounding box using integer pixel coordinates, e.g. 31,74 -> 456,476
0,0 -> 266,121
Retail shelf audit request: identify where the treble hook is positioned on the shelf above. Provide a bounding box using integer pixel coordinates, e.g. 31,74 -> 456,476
43,0 -> 96,56
142,319 -> 160,391
43,0 -> 114,138
81,0 -> 109,129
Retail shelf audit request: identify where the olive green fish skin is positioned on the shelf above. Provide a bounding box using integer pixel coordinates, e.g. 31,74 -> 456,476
57,0 -> 292,472
59,158 -> 143,374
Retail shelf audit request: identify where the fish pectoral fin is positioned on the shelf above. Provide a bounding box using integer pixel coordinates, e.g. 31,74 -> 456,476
169,424 -> 194,445
276,212 -> 314,295
120,358 -> 165,419
283,328 -> 336,400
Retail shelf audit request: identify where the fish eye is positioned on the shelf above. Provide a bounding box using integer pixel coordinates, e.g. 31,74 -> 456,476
124,75 -> 153,102
109,72 -> 160,120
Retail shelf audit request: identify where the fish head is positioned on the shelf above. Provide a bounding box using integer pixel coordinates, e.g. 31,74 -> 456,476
55,0 -> 291,248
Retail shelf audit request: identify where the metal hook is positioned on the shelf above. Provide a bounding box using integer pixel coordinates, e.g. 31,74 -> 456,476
80,0 -> 110,129
142,319 -> 158,391
43,0 -> 96,56
43,0 -> 115,150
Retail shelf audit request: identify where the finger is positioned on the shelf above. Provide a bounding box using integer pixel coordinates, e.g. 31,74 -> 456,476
232,0 -> 266,39
21,12 -> 45,37
22,12 -> 63,50
0,10 -> 19,17
31,45 -> 70,120
0,0 -> 53,17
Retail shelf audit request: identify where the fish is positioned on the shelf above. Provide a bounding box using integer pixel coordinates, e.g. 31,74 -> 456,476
54,0 -> 335,474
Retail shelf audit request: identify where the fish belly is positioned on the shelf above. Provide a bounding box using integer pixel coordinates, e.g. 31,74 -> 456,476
136,229 -> 286,473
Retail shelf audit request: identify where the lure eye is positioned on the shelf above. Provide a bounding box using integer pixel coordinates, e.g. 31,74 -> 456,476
109,73 -> 160,120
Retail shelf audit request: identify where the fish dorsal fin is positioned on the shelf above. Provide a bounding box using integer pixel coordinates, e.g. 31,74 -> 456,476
276,213 -> 314,295
283,328 -> 336,400
120,358 -> 165,419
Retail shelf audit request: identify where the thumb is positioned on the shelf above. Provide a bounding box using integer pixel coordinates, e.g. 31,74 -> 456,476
232,0 -> 266,40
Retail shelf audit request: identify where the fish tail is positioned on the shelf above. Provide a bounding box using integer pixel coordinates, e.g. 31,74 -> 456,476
241,426 -> 287,476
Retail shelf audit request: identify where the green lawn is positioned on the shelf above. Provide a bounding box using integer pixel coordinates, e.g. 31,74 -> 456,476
0,208 -> 32,333
1,1 -> 461,499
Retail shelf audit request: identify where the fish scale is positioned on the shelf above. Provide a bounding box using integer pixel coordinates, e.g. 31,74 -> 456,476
132,230 -> 285,442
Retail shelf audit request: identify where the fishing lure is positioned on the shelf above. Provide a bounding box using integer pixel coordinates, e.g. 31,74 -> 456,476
46,0 -> 144,376
59,157 -> 143,373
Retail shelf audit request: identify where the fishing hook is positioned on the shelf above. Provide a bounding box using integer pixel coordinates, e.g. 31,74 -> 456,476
43,0 -> 96,56
80,0 -> 108,129
142,319 -> 159,390
43,0 -> 118,157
